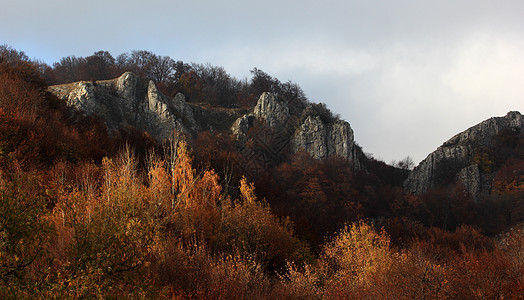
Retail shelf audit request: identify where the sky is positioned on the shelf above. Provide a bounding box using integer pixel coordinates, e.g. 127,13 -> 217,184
1,0 -> 523,164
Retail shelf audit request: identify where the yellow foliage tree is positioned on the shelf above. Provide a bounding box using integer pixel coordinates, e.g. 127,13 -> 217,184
46,148 -> 160,298
171,141 -> 195,208
322,221 -> 392,293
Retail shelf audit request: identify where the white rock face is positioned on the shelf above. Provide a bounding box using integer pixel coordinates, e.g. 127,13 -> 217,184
66,82 -> 97,111
443,111 -> 524,147
291,116 -> 361,169
232,92 -> 361,168
292,115 -> 328,159
457,164 -> 481,199
329,120 -> 356,159
116,71 -> 139,100
404,111 -> 524,196
231,115 -> 253,144
253,92 -> 290,130
49,72 -> 199,140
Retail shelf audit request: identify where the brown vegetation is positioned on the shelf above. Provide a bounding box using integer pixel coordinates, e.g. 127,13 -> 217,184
1,45 -> 523,298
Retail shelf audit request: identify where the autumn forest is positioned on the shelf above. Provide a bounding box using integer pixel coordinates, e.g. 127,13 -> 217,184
0,45 -> 523,298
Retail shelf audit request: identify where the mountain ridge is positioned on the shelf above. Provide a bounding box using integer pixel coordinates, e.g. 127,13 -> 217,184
48,72 -> 522,196
49,72 -> 364,170
49,72 -> 200,139
405,111 -> 523,198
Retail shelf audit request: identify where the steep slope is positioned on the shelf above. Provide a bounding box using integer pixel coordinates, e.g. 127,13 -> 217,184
404,111 -> 524,198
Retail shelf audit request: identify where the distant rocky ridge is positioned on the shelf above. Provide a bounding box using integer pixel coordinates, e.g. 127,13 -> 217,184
232,92 -> 362,169
49,72 -> 200,140
49,73 -> 521,192
404,111 -> 524,199
49,73 -> 363,169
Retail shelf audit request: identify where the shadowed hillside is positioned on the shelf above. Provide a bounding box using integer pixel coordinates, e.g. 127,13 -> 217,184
1,45 -> 522,298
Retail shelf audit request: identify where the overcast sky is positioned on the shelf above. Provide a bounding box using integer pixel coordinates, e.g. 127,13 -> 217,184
2,0 -> 523,164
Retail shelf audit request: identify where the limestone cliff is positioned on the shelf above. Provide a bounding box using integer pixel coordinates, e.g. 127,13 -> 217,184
232,92 -> 361,169
49,72 -> 199,140
404,111 -> 524,198
232,93 -> 292,142
253,92 -> 290,131
49,74 -> 360,171
291,115 -> 360,165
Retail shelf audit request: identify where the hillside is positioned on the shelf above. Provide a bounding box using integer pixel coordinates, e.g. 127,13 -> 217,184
45,57 -> 524,236
405,111 -> 524,198
49,72 -> 366,175
1,46 -> 523,298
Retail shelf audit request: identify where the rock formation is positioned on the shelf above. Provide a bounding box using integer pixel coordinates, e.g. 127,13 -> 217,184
49,72 -> 199,140
253,92 -> 290,131
457,164 -> 481,199
49,73 -> 523,193
404,111 -> 524,198
232,92 -> 361,169
50,72 -> 362,168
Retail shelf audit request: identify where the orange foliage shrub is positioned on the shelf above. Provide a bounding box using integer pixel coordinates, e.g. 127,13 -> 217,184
0,168 -> 53,297
446,235 -> 523,299
320,221 -> 393,298
217,177 -> 310,272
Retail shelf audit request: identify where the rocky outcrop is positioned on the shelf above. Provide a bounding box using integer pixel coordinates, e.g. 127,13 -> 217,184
292,115 -> 329,158
457,164 -> 481,199
231,115 -> 254,144
49,72 -> 199,140
51,74 -> 362,170
291,116 -> 360,167
329,121 -> 359,162
404,111 -> 524,197
253,92 -> 290,130
232,92 -> 361,168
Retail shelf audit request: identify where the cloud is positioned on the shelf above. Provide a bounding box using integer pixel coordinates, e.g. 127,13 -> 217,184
2,0 -> 524,164
205,28 -> 524,164
343,32 -> 524,163
444,32 -> 524,104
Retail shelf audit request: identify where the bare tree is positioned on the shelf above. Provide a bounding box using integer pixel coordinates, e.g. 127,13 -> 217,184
0,44 -> 29,65
393,156 -> 415,170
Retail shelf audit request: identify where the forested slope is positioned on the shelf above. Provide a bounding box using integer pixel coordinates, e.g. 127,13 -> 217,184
0,45 -> 522,298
